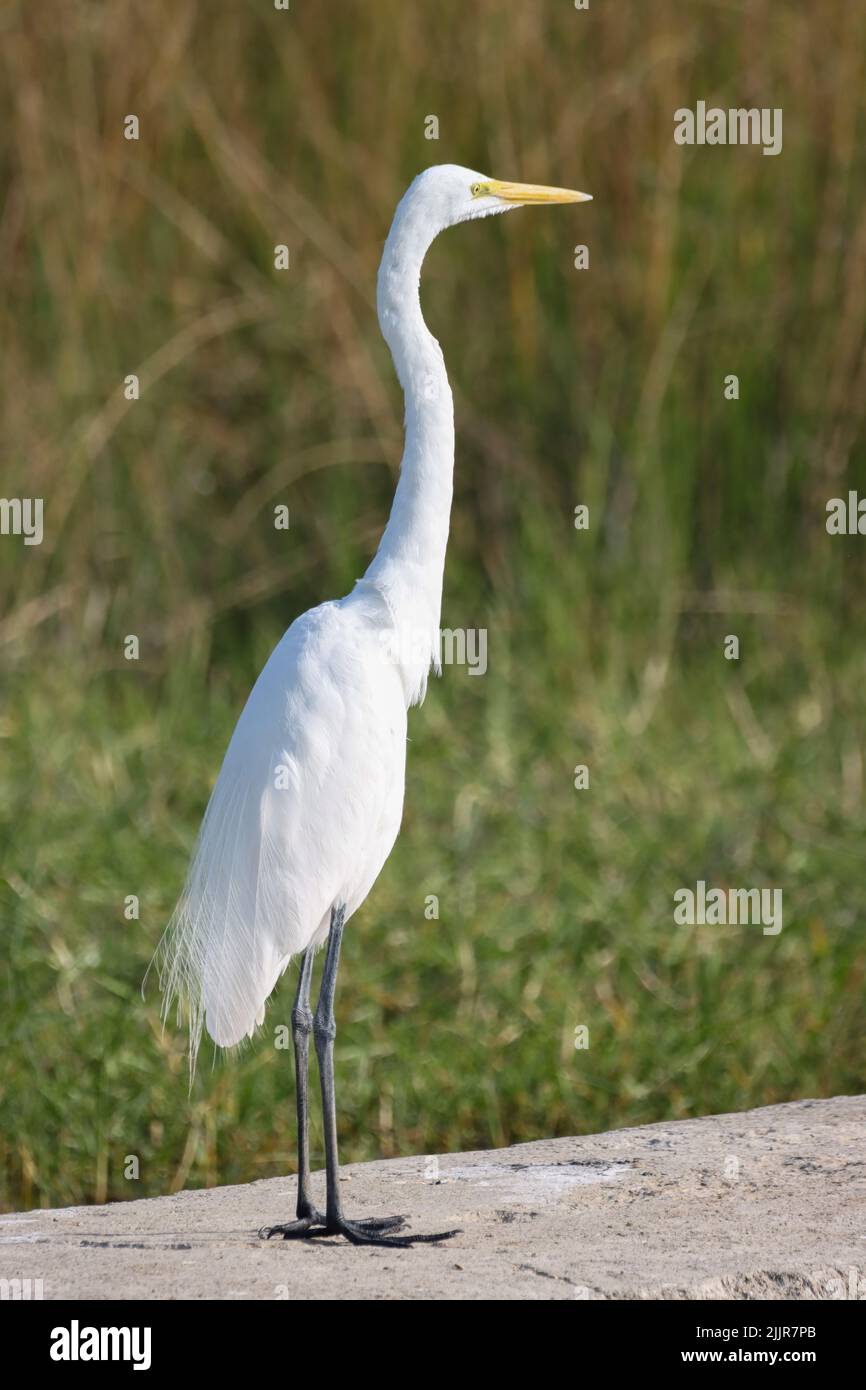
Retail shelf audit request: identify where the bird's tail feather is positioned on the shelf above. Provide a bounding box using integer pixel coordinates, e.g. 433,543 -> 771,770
153,731 -> 304,1075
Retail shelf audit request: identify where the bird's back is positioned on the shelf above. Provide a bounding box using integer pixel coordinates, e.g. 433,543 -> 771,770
158,587 -> 408,1062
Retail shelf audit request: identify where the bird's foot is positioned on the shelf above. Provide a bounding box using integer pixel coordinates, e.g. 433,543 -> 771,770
259,1210 -> 406,1240
259,1213 -> 322,1240
259,1211 -> 459,1247
325,1216 -> 461,1248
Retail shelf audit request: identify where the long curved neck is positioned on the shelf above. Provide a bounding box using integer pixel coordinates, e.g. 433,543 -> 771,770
361,202 -> 454,705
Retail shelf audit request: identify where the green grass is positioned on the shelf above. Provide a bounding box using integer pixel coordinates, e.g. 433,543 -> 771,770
2,590 -> 865,1209
1,0 -> 865,1209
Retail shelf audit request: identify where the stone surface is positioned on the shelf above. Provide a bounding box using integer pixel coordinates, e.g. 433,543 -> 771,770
1,1096 -> 863,1300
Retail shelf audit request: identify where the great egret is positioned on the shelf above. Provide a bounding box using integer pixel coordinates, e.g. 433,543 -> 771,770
158,164 -> 591,1247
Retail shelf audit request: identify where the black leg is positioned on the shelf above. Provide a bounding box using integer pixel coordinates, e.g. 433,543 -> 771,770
314,902 -> 346,1226
262,904 -> 460,1248
258,946 -> 322,1239
311,905 -> 459,1247
292,945 -> 317,1218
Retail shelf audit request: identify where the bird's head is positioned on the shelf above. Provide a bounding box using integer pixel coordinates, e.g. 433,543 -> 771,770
401,163 -> 592,235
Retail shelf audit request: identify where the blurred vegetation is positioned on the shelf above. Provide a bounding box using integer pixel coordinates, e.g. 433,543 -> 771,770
1,0 -> 865,1211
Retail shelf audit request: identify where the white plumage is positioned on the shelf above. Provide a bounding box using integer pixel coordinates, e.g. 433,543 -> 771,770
160,587 -> 407,1057
156,165 -> 591,1073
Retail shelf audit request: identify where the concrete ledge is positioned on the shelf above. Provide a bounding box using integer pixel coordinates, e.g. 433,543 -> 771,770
1,1096 -> 863,1300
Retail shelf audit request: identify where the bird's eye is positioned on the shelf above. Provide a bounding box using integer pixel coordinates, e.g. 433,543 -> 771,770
471,182 -> 484,197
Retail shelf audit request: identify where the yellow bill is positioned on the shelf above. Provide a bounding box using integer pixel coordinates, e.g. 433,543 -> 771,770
479,179 -> 592,204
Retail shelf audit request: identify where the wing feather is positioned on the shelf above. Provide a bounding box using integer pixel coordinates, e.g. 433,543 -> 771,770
155,596 -> 404,1070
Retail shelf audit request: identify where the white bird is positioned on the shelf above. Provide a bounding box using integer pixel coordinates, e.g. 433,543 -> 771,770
158,164 -> 591,1246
